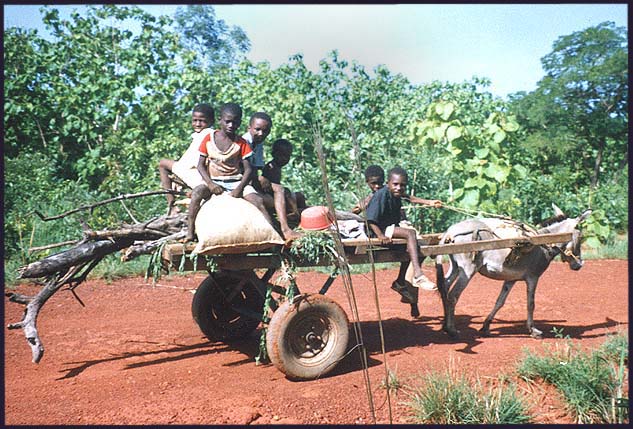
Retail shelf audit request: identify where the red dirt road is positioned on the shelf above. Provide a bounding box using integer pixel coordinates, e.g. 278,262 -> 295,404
4,259 -> 628,425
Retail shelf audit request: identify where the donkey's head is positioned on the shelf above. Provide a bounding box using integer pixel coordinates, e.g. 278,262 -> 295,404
540,204 -> 592,270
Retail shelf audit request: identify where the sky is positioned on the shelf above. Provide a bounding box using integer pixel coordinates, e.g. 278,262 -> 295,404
3,3 -> 628,98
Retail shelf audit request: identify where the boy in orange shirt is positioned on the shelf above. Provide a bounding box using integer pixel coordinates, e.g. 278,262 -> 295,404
186,103 -> 270,241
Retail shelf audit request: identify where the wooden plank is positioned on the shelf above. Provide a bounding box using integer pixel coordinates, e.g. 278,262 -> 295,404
161,232 -> 572,271
419,232 -> 572,256
340,233 -> 442,247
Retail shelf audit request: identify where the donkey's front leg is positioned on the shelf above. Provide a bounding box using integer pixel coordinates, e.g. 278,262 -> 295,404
526,277 -> 542,338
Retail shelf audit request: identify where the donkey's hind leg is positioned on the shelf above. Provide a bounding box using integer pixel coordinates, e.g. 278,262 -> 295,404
480,280 -> 516,336
442,268 -> 474,338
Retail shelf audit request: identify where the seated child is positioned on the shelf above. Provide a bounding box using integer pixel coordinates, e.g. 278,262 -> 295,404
365,167 -> 442,314
186,102 -> 271,242
242,111 -> 272,174
352,165 -> 385,215
159,103 -> 214,216
242,112 -> 306,223
259,139 -> 302,240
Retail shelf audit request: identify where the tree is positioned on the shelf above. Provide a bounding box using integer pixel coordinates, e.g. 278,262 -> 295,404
510,22 -> 628,189
174,5 -> 250,70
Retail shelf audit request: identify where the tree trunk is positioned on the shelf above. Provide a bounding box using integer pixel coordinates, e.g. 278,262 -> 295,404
590,138 -> 604,189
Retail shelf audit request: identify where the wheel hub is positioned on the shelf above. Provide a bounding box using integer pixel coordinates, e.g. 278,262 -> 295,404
305,331 -> 323,350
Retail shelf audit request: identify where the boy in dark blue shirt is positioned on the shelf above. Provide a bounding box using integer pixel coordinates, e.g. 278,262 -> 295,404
366,167 -> 442,315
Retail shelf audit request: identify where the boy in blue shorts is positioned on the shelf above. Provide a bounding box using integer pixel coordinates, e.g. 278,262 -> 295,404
186,103 -> 271,241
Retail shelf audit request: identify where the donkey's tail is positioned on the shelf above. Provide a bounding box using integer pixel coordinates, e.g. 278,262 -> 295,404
435,239 -> 449,302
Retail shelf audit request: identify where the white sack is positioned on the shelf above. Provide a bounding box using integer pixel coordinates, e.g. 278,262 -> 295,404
193,194 -> 285,255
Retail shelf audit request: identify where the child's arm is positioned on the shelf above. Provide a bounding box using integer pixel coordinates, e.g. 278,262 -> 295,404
352,194 -> 373,214
196,155 -> 223,195
368,223 -> 391,245
404,195 -> 442,207
230,158 -> 253,198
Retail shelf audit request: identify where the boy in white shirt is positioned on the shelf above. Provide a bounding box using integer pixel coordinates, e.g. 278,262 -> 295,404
159,103 -> 214,216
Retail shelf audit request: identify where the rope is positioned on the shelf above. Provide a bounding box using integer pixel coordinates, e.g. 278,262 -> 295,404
432,203 -> 542,235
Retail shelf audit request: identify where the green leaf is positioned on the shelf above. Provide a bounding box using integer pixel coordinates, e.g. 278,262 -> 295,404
446,125 -> 462,143
464,176 -> 486,189
452,187 -> 464,200
493,130 -> 507,144
484,164 -> 509,182
488,138 -> 500,152
513,164 -> 528,178
474,147 -> 490,159
584,236 -> 601,248
460,189 -> 480,208
501,119 -> 519,132
439,102 -> 455,120
447,143 -> 462,156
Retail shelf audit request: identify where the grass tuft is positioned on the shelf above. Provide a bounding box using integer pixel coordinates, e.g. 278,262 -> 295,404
517,331 -> 629,423
404,360 -> 532,424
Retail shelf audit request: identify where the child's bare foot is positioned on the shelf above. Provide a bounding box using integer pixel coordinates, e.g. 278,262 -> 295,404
168,206 -> 181,217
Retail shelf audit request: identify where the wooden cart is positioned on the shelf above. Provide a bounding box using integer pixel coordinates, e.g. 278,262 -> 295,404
161,231 -> 572,380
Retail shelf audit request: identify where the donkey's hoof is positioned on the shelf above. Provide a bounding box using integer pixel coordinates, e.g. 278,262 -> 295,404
530,328 -> 543,339
443,326 -> 460,338
410,304 -> 420,318
478,327 -> 491,337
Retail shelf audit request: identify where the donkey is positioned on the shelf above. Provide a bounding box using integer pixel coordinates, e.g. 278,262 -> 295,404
435,204 -> 591,338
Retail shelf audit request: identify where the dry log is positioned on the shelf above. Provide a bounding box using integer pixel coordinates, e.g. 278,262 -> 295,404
9,195 -> 191,365
18,239 -> 134,279
8,262 -> 97,363
121,231 -> 186,262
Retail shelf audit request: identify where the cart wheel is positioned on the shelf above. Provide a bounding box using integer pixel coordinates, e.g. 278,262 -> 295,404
191,270 -> 264,341
266,294 -> 349,380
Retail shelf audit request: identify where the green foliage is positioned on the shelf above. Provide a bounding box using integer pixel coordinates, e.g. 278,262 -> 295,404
174,5 -> 250,69
3,9 -> 627,277
506,22 -> 628,242
409,80 -> 525,219
379,368 -> 403,394
583,234 -> 627,260
92,254 -> 150,283
405,370 -> 532,424
288,230 -> 338,267
517,332 -> 629,423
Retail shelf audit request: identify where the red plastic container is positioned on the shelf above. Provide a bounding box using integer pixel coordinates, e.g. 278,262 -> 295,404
299,206 -> 335,231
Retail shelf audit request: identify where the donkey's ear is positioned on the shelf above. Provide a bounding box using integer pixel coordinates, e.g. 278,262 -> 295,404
552,203 -> 565,217
577,209 -> 592,224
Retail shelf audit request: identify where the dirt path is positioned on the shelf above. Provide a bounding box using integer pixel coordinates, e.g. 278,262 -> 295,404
4,259 -> 628,425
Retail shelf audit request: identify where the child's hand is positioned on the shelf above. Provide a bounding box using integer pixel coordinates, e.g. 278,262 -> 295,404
229,189 -> 242,198
422,199 -> 442,208
258,176 -> 272,194
207,183 -> 224,195
378,235 -> 392,245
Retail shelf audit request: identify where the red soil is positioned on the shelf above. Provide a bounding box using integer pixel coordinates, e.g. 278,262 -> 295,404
4,259 -> 628,425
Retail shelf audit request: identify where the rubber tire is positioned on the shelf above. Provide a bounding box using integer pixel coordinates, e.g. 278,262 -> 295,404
266,294 -> 350,380
191,270 -> 264,341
